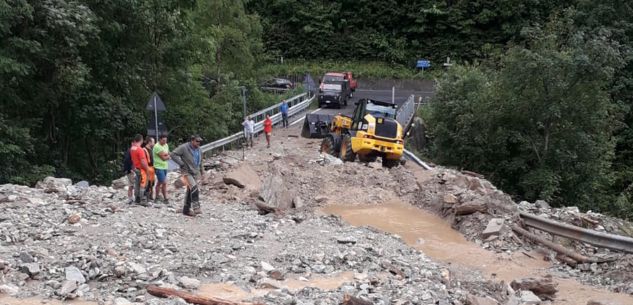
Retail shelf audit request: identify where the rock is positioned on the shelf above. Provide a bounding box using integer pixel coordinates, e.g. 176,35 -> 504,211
269,270 -> 285,280
534,200 -> 550,209
75,180 -> 90,189
443,194 -> 458,205
67,213 -> 81,224
36,176 -> 72,192
128,262 -> 147,274
111,176 -> 128,189
114,297 -> 132,305
20,263 -> 40,277
511,277 -> 558,300
292,196 -> 304,209
481,218 -> 505,238
257,278 -> 282,289
368,162 -> 382,169
315,196 -> 328,203
65,266 -> 86,284
261,261 -> 275,272
519,290 -> 542,304
19,252 -> 34,263
223,164 -> 261,190
466,294 -> 499,305
258,175 -> 293,211
322,154 -> 343,166
58,280 -> 78,296
178,276 -> 201,289
0,284 -> 19,296
114,265 -> 127,278
336,236 -> 357,244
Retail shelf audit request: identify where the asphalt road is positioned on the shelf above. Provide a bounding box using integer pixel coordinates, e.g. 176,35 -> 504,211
310,88 -> 434,117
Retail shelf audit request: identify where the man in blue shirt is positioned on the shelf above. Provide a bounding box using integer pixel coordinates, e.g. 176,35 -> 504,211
279,100 -> 289,128
171,135 -> 204,216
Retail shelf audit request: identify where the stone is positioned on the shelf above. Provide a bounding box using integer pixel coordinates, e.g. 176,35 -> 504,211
67,213 -> 81,224
269,270 -> 285,280
534,200 -> 550,209
443,194 -> 458,205
75,180 -> 90,189
58,280 -> 78,296
368,162 -> 382,169
19,252 -> 34,263
466,295 -> 499,305
114,266 -> 126,277
111,176 -> 128,189
178,276 -> 201,289
322,154 -> 343,166
336,236 -> 357,244
114,297 -> 132,305
315,196 -> 328,203
511,277 -> 558,300
482,218 -> 505,238
519,290 -> 542,304
261,261 -> 275,272
128,262 -> 147,274
257,278 -> 282,289
65,266 -> 86,284
292,196 -> 304,209
36,176 -> 72,192
223,164 -> 262,190
20,263 -> 40,277
0,284 -> 19,296
258,175 -> 293,211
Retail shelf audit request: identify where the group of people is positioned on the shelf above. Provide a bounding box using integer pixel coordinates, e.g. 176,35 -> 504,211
124,134 -> 205,217
123,100 -> 292,217
242,99 -> 290,148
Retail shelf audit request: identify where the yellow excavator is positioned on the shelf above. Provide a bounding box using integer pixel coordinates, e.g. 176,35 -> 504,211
318,98 -> 404,167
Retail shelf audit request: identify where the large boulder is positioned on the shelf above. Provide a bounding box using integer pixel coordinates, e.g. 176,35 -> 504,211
257,175 -> 293,212
223,164 -> 261,191
36,176 -> 72,193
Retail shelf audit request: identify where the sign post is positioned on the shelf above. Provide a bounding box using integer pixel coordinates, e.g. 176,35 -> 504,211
145,92 -> 167,138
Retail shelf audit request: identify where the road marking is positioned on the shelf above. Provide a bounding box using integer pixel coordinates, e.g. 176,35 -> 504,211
355,89 -> 435,93
290,108 -> 321,126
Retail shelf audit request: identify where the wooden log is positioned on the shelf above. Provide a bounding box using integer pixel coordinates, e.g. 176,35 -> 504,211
342,294 -> 373,305
511,225 -> 596,263
453,201 -> 487,215
555,254 -> 578,267
146,285 -> 261,305
461,170 -> 484,179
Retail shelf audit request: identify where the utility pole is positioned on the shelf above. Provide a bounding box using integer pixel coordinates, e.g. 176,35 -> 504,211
153,94 -> 158,138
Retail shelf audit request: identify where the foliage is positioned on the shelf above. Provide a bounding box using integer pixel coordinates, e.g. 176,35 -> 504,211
424,15 -> 624,212
259,60 -> 437,80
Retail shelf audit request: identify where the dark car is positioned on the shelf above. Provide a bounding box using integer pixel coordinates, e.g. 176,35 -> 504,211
261,78 -> 294,92
318,83 -> 348,108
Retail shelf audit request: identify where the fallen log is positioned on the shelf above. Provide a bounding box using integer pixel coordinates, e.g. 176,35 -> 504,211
342,294 -> 373,305
146,285 -> 261,305
461,170 -> 484,179
454,201 -> 487,215
555,254 -> 577,267
511,225 -> 596,263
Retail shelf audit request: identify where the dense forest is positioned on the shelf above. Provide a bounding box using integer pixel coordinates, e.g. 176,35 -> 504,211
1,0 -> 632,217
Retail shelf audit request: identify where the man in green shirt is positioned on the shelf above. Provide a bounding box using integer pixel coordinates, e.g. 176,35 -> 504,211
153,134 -> 171,204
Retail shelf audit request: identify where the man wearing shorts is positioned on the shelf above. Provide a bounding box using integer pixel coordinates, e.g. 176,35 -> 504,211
263,114 -> 272,148
153,134 -> 170,204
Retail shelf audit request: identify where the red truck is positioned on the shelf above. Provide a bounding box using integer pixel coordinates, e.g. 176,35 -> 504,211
320,72 -> 357,97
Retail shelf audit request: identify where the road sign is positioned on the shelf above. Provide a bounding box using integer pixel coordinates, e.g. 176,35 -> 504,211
146,92 -> 167,138
416,59 -> 431,69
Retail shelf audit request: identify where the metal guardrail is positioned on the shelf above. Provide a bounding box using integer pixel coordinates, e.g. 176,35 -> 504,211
200,92 -> 315,154
520,212 -> 633,254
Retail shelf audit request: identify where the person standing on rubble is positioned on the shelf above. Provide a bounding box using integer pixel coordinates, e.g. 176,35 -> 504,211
279,100 -> 289,128
263,114 -> 273,148
171,135 -> 205,216
130,134 -> 150,205
142,137 -> 156,203
153,134 -> 171,204
242,116 -> 255,148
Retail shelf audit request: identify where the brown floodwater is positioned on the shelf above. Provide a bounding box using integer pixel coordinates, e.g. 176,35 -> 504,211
321,201 -> 633,305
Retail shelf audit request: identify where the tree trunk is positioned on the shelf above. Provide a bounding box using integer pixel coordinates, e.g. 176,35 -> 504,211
146,285 -> 261,305
511,225 -> 595,263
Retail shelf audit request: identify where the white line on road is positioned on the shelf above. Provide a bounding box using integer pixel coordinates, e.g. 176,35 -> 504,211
290,108 -> 321,126
355,89 -> 435,93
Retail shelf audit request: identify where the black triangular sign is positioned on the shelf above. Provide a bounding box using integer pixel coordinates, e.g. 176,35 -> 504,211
146,92 -> 166,111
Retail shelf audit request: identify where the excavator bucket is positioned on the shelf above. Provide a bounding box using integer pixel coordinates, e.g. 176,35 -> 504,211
301,114 -> 334,138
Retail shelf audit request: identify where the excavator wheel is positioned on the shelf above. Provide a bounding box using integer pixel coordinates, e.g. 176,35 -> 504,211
358,154 -> 377,163
340,135 -> 356,162
320,135 -> 338,157
382,158 -> 400,168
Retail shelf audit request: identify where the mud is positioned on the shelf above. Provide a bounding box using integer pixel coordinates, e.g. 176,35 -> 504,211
322,201 -> 633,305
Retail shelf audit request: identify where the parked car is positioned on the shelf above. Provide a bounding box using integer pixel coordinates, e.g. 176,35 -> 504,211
261,78 -> 294,92
318,83 -> 348,108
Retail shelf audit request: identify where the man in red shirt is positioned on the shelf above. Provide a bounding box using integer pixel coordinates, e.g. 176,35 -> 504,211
263,114 -> 272,148
130,134 -> 150,204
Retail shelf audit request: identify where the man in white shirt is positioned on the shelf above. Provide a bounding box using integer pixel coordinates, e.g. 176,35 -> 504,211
242,116 -> 255,148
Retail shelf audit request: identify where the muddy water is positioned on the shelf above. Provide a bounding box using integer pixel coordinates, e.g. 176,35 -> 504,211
199,272 -> 354,302
321,201 -> 633,305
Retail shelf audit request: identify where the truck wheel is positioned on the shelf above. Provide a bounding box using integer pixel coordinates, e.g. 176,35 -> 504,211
344,99 -> 348,106
320,135 -> 337,157
340,135 -> 356,162
382,158 -> 400,168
